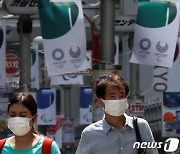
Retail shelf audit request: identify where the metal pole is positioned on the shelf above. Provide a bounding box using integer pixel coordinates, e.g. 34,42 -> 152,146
130,63 -> 139,98
64,87 -> 71,118
18,15 -> 32,89
100,0 -> 115,64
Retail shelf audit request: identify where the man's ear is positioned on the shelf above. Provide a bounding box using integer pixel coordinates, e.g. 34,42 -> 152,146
96,98 -> 105,108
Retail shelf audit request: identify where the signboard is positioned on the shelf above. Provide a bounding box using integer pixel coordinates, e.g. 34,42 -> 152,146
6,53 -> 20,75
162,92 -> 180,137
128,98 -> 144,117
62,118 -> 75,148
6,50 -> 20,88
93,15 -> 136,32
5,44 -> 39,89
5,0 -> 38,15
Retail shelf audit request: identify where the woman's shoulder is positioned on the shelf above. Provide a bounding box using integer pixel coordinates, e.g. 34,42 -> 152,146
41,136 -> 61,153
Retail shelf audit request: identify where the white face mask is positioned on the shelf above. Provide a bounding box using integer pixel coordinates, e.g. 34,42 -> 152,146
8,117 -> 32,136
103,98 -> 129,116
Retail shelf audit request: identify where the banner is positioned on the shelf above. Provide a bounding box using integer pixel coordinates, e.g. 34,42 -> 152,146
38,0 -> 89,75
37,89 -> 56,125
162,92 -> 180,137
0,20 -> 6,87
62,118 -> 75,148
166,39 -> 180,92
50,75 -> 83,85
153,38 -> 180,92
5,44 -> 39,89
128,98 -> 144,118
130,1 -> 180,67
80,87 -> 92,124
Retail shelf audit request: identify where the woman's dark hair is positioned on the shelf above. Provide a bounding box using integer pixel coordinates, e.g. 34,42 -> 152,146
95,74 -> 129,100
8,93 -> 37,116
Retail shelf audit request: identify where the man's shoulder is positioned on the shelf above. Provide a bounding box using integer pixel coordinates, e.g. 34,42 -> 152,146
134,116 -> 150,129
82,120 -> 103,133
136,117 -> 149,124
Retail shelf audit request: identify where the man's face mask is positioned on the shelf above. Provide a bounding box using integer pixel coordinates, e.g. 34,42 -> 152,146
102,98 -> 129,116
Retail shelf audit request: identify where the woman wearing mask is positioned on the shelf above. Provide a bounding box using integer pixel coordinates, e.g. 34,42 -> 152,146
76,75 -> 158,154
0,93 -> 61,154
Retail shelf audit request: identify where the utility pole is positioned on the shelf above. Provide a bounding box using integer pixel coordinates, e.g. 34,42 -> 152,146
100,0 -> 115,64
18,15 -> 32,89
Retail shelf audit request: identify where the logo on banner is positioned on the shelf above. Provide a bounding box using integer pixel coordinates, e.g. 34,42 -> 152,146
52,49 -> 65,61
69,46 -> 82,68
41,114 -> 53,123
137,38 -> 151,59
6,54 -> 20,75
62,75 -> 77,81
139,38 -> 151,50
156,41 -> 169,53
69,46 -> 81,58
154,41 -> 169,62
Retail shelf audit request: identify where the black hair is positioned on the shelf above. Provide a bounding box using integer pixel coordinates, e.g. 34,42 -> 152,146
95,74 -> 129,99
8,93 -> 37,116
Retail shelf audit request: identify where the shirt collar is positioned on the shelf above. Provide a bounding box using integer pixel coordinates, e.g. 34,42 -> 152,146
102,113 -> 134,134
102,116 -> 112,134
124,113 -> 134,129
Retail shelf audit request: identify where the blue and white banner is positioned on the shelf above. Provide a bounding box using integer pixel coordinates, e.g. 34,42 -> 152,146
130,1 -> 180,67
0,20 -> 6,87
80,87 -> 92,124
38,0 -> 89,75
37,89 -> 56,125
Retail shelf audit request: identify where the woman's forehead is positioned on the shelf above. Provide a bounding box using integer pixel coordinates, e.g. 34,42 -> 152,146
8,103 -> 30,112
